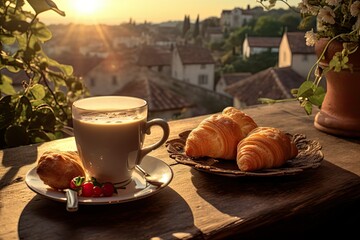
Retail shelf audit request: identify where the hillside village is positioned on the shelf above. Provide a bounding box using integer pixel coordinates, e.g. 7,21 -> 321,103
19,5 -> 320,121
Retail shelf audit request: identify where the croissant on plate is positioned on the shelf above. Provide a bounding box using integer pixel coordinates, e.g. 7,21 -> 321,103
236,127 -> 298,171
36,150 -> 85,190
185,107 -> 258,159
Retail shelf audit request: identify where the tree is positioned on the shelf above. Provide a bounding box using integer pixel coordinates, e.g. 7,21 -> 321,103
279,13 -> 302,32
193,15 -> 200,38
182,15 -> 191,37
253,15 -> 283,36
224,26 -> 253,55
0,0 -> 88,148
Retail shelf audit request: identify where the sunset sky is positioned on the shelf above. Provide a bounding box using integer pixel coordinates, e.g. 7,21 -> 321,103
24,0 -> 298,25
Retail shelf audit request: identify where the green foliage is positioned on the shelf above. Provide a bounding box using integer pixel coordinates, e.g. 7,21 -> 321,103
253,15 -> 283,36
221,52 -> 278,74
0,0 -> 88,149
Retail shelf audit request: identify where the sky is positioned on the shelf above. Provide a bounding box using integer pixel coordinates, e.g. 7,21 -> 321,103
24,0 -> 299,25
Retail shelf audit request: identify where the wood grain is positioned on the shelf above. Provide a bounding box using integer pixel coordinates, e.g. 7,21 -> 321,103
1,102 -> 360,240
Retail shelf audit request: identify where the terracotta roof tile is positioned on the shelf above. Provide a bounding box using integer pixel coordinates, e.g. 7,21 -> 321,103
113,69 -> 193,112
286,32 -> 315,54
247,36 -> 281,48
176,45 -> 215,65
137,46 -> 171,67
225,67 -> 305,106
222,72 -> 252,86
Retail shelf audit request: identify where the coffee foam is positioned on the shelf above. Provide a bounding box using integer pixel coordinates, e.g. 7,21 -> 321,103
79,111 -> 146,124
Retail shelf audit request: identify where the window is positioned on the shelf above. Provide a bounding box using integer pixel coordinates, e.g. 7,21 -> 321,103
90,77 -> 95,87
302,54 -> 308,61
200,64 -> 206,69
283,52 -> 287,62
112,76 -> 117,85
198,75 -> 208,85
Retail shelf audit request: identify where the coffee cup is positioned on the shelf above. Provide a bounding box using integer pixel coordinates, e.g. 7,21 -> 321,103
72,96 -> 170,186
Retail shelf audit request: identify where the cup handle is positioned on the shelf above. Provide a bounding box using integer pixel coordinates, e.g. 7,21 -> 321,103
137,118 -> 170,164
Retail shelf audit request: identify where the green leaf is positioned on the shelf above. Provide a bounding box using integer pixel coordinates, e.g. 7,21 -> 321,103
29,84 -> 46,100
15,96 -> 32,124
302,101 -> 313,115
15,32 -> 27,51
30,99 -> 47,107
31,21 -> 52,42
2,19 -> 29,33
0,75 -> 17,95
0,96 -> 15,130
45,57 -> 74,75
29,106 -> 56,132
29,130 -> 51,143
4,125 -> 29,147
297,81 -> 314,98
0,34 -> 16,45
308,87 -> 326,107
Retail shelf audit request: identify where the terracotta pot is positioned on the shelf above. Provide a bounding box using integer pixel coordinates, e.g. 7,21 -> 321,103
314,38 -> 360,137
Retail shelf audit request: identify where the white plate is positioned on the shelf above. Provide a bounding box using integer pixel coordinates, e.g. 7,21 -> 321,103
25,155 -> 173,205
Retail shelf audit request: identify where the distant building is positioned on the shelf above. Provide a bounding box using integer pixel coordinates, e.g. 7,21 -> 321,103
220,6 -> 263,30
204,27 -> 223,43
278,32 -> 316,78
215,72 -> 252,97
137,46 -> 172,76
171,44 -> 215,91
242,36 -> 281,59
113,68 -> 194,120
83,53 -> 139,96
225,67 -> 304,108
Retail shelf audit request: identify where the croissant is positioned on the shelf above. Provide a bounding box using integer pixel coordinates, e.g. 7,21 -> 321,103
185,107 -> 258,159
36,150 -> 85,190
236,127 -> 298,171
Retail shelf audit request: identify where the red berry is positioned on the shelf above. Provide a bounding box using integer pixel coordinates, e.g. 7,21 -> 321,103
69,179 -> 77,190
69,176 -> 85,191
81,182 -> 94,197
93,185 -> 102,197
102,182 -> 115,197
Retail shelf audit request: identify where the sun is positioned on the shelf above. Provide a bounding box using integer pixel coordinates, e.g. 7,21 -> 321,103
74,0 -> 99,15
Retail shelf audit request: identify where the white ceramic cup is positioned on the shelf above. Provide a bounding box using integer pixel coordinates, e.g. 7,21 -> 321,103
72,96 -> 169,185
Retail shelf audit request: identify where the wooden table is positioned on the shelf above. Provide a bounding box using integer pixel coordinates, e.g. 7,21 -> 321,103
1,102 -> 360,240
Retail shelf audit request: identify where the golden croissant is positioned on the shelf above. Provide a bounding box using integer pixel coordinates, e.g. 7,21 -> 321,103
185,107 -> 258,159
236,127 -> 298,171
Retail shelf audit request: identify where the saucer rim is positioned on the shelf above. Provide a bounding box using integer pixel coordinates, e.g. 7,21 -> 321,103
25,155 -> 173,205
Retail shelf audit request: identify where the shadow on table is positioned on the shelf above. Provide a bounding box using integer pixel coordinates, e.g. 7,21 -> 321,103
18,186 -> 200,240
0,144 -> 40,190
189,160 -> 360,239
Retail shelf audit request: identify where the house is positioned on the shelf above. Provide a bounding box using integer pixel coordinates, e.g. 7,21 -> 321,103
171,45 -> 215,91
225,67 -> 304,108
278,31 -> 317,78
113,68 -> 194,120
242,36 -> 281,59
220,6 -> 263,30
83,53 -> 139,96
215,72 -> 252,97
112,27 -> 144,48
204,27 -> 223,43
137,46 -> 172,76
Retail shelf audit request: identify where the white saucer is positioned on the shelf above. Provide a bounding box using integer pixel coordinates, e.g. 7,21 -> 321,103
25,155 -> 173,205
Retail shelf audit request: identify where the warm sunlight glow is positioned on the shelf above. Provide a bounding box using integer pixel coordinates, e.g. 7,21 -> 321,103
74,0 -> 99,15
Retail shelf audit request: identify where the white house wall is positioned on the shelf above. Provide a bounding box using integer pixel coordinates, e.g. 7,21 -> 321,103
171,48 -> 184,80
278,35 -> 291,67
185,64 -> 215,91
85,68 -> 136,96
292,54 -> 317,78
243,39 -> 250,58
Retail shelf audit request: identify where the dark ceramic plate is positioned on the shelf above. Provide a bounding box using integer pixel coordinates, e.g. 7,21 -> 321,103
166,130 -> 324,177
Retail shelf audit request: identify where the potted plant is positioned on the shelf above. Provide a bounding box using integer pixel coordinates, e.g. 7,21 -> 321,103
258,0 -> 360,137
0,0 -> 89,148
